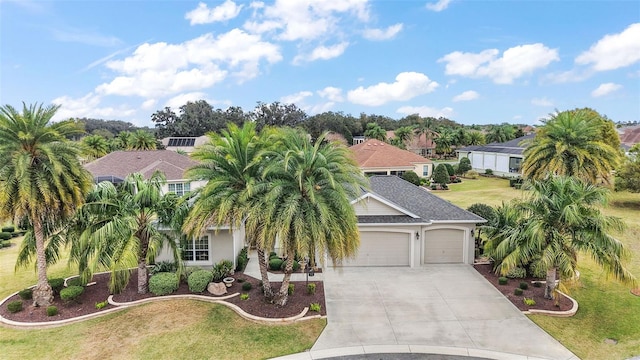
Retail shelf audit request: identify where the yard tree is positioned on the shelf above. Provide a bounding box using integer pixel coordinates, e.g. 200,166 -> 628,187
413,116 -> 439,156
402,170 -> 421,186
129,130 -> 157,150
248,129 -> 367,306
363,122 -> 386,141
485,123 -> 515,143
467,130 -> 485,145
486,176 -> 636,299
433,163 -> 450,186
252,101 -> 307,131
434,128 -> 455,156
615,144 -> 640,193
522,108 -> 621,185
0,103 -> 93,306
184,122 -> 277,298
458,157 -> 472,175
81,134 -> 110,160
71,172 -> 182,294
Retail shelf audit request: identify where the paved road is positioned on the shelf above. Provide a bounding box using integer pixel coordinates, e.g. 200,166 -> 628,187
309,265 -> 578,360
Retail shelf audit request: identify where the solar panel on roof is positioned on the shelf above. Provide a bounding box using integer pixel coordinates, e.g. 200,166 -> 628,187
167,138 -> 195,147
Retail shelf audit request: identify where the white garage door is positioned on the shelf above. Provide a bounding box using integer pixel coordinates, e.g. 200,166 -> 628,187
341,232 -> 410,266
424,229 -> 464,263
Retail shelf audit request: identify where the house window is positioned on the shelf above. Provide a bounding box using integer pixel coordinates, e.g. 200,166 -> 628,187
182,236 -> 209,261
509,157 -> 522,173
168,182 -> 190,196
390,170 -> 405,177
423,165 -> 429,177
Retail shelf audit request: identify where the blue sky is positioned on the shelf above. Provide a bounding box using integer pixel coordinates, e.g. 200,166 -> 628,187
1,0 -> 639,127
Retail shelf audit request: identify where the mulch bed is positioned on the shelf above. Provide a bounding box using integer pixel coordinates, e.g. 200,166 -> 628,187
474,263 -> 573,312
0,270 -> 326,323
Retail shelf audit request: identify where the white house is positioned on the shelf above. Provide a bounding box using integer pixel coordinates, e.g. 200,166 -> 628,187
457,134 -> 534,177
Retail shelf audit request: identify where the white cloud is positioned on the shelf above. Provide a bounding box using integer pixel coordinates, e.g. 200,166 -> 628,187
531,97 -> 553,106
513,115 -> 522,120
141,99 -> 157,110
165,92 -> 210,109
576,23 -> 640,71
51,27 -> 122,47
293,42 -> 349,64
347,72 -> 439,106
185,1 -> 243,25
543,68 -> 593,84
439,43 -> 559,84
96,30 -> 281,98
426,0 -> 452,12
362,23 -> 403,41
452,90 -> 479,102
317,86 -> 344,102
280,91 -> 313,104
396,105 -> 454,118
591,83 -> 622,97
51,93 -> 135,121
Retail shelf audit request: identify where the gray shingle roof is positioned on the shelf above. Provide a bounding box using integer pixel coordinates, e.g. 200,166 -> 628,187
365,176 -> 485,223
458,133 -> 535,155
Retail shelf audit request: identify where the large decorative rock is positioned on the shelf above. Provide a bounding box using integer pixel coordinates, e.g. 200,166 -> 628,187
208,282 -> 227,296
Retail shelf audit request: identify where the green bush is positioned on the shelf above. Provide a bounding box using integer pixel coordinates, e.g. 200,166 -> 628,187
48,278 -> 65,294
485,169 -> 493,175
11,232 -> 20,238
288,284 -> 295,296
2,226 -> 15,233
533,281 -> 542,288
519,282 -> 529,290
498,277 -> 508,285
149,272 -> 179,296
18,288 -> 32,300
269,252 -> 277,258
66,277 -> 84,287
309,303 -> 321,312
433,164 -> 450,185
514,288 -> 523,296
212,260 -> 233,282
188,270 -> 213,293
242,282 -> 252,291
269,258 -> 284,271
236,247 -> 249,272
150,261 -> 177,275
523,297 -> 536,306
528,263 -> 547,279
60,286 -> 84,302
280,260 -> 301,272
0,232 -> 11,240
7,300 -> 23,313
307,283 -> 316,295
95,300 -> 108,309
466,170 -> 479,179
46,306 -> 58,316
401,171 -> 421,186
1,240 -> 11,248
444,163 -> 455,176
506,267 -> 527,279
240,293 -> 249,300
458,157 -> 472,174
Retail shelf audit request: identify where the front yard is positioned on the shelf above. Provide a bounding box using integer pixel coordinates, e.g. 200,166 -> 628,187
438,176 -> 640,360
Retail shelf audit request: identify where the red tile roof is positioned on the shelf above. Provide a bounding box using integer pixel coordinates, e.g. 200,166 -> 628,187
84,150 -> 199,181
350,139 -> 432,168
620,126 -> 640,147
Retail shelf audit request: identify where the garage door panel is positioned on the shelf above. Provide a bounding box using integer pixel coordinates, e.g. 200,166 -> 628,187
341,232 -> 410,267
424,229 -> 464,263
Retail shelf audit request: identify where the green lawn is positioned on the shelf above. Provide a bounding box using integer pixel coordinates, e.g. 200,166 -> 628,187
0,236 -> 325,360
438,177 -> 640,360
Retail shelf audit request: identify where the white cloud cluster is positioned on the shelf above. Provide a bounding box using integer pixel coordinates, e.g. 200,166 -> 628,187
186,1 -> 244,25
318,86 -> 344,102
347,72 -> 439,106
439,43 -> 559,84
576,23 -> 640,71
51,93 -> 135,121
293,42 -> 349,64
531,97 -> 553,107
426,0 -> 452,12
397,105 -> 454,118
452,90 -> 478,102
96,30 -> 282,98
280,91 -> 313,104
591,83 -> 622,97
362,23 -> 403,41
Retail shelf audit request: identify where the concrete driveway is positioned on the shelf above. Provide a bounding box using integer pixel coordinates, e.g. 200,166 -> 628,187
311,265 -> 577,360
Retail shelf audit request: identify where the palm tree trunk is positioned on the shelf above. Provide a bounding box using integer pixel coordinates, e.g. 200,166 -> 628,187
32,216 -> 54,307
544,267 -> 557,300
138,259 -> 148,294
273,253 -> 294,306
257,248 -> 273,299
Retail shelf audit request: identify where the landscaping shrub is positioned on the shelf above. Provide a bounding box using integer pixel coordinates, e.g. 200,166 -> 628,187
7,300 -> 23,313
11,231 -> 20,238
269,251 -> 277,258
95,300 -> 108,309
242,282 -> 252,291
0,232 -> 11,241
188,270 -> 213,293
467,203 -> 496,224
532,282 -> 542,288
444,163 -> 455,176
48,278 -> 65,294
288,284 -> 295,296
506,267 -> 527,279
514,288 -> 523,296
212,260 -> 233,282
60,286 -> 84,302
18,288 -> 32,300
46,306 -> 58,316
430,184 -> 437,190
519,282 -> 529,290
1,241 -> 10,248
458,157 -> 472,175
433,164 -> 450,185
307,283 -> 316,295
66,277 -> 84,287
466,170 -> 479,179
402,171 -> 421,186
485,169 -> 493,175
150,261 -> 177,275
498,277 -> 508,285
149,272 -> 179,296
523,298 -> 536,306
280,259 -> 301,272
2,226 -> 15,233
528,263 -> 547,279
269,258 -> 284,271
236,247 -> 249,272
309,303 -> 321,312
240,293 -> 249,300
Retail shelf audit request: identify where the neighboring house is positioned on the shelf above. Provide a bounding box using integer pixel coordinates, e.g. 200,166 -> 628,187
324,131 -> 348,145
338,175 -> 485,266
619,125 -> 640,149
350,139 -> 433,178
352,135 -> 365,145
457,134 -> 535,177
84,150 -> 245,268
161,135 -> 209,154
387,130 -> 437,157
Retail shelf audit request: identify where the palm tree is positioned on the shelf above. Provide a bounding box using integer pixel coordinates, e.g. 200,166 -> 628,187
0,103 -> 93,306
81,134 -> 110,160
183,122 -> 276,298
467,130 -> 485,145
486,176 -> 635,299
389,126 -> 413,149
434,127 -> 455,157
249,129 -> 367,306
413,117 -> 439,156
485,124 -> 515,143
72,172 -> 181,293
364,123 -> 386,141
521,109 -> 620,184
130,130 -> 157,150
